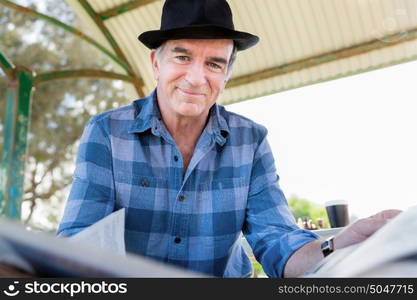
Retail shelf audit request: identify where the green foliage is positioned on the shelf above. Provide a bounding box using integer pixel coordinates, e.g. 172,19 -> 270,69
288,195 -> 330,228
0,1 -> 132,230
252,261 -> 267,278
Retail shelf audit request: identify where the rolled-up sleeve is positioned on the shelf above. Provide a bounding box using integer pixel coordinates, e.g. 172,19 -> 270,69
57,116 -> 115,237
243,128 -> 319,278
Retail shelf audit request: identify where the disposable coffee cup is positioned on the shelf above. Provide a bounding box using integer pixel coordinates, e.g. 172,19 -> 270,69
325,199 -> 349,228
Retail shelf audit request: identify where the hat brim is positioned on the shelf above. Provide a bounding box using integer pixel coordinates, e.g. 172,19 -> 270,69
138,25 -> 259,51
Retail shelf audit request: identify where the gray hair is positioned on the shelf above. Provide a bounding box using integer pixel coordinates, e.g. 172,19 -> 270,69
155,43 -> 166,61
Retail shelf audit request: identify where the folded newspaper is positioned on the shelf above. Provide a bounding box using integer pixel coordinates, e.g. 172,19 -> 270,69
0,209 -> 205,277
1,206 -> 417,277
304,205 -> 417,277
66,208 -> 126,255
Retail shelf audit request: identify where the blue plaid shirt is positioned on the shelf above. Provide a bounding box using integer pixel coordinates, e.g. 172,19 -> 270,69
57,90 -> 319,277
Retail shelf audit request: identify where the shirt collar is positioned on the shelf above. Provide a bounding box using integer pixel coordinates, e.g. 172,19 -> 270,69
129,89 -> 230,146
209,103 -> 230,146
129,90 -> 161,134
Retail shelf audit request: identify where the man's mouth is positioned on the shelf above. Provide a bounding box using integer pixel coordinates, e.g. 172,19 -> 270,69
177,87 -> 205,96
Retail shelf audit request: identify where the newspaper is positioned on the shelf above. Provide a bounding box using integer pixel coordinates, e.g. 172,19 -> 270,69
67,208 -> 126,255
0,238 -> 35,274
2,206 -> 416,277
304,205 -> 417,277
0,214 -> 205,277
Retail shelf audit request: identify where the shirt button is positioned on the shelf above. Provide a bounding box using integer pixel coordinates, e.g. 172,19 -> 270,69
141,179 -> 149,187
174,155 -> 179,162
178,195 -> 185,202
174,237 -> 181,244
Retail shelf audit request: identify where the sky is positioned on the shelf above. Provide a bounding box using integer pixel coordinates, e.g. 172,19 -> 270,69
227,60 -> 417,219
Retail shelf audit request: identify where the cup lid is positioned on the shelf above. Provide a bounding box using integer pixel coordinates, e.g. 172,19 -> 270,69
325,199 -> 348,206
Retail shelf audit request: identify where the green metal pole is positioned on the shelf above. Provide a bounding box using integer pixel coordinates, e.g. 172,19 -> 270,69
35,69 -> 135,85
0,67 -> 34,219
0,49 -> 15,79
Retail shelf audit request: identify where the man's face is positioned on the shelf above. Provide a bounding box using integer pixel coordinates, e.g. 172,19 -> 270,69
151,39 -> 234,120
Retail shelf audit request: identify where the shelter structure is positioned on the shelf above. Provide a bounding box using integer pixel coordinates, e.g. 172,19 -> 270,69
1,0 -> 417,218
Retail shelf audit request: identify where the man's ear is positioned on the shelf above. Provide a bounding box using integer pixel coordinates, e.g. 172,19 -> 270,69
150,50 -> 159,81
225,62 -> 234,83
225,72 -> 232,83
224,69 -> 233,87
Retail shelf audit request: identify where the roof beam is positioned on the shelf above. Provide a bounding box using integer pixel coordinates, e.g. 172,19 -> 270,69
34,69 -> 136,85
227,27 -> 417,89
78,0 -> 145,97
99,0 -> 158,21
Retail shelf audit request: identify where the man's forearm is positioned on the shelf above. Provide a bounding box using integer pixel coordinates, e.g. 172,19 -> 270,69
283,239 -> 324,278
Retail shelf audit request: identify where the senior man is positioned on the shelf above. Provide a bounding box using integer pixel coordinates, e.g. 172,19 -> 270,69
57,0 -> 400,277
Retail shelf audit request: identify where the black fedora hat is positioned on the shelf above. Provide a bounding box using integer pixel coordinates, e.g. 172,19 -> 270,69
138,0 -> 259,51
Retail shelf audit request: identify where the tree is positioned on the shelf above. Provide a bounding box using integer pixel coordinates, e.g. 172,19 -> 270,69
288,195 -> 330,229
0,1 -> 132,231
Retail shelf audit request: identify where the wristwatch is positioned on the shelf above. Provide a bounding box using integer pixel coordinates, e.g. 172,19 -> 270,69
320,236 -> 335,257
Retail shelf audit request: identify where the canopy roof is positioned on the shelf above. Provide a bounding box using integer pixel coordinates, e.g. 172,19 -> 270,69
67,0 -> 417,105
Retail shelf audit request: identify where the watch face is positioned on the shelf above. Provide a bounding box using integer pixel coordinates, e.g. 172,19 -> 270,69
321,238 -> 334,257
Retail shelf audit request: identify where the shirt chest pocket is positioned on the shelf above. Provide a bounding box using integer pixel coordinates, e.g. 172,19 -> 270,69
197,177 -> 249,234
114,172 -> 169,210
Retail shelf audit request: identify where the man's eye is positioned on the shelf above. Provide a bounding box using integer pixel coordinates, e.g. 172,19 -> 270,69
208,62 -> 222,70
175,56 -> 189,62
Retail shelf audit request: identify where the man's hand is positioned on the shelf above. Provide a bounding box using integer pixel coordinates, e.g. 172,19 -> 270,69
284,209 -> 402,278
333,209 -> 402,250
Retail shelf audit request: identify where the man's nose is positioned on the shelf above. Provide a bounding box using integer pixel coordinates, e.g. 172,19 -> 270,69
184,62 -> 207,86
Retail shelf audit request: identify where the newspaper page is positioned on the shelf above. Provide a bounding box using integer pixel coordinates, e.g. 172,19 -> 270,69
304,205 -> 417,277
0,216 -> 205,277
67,208 -> 126,255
